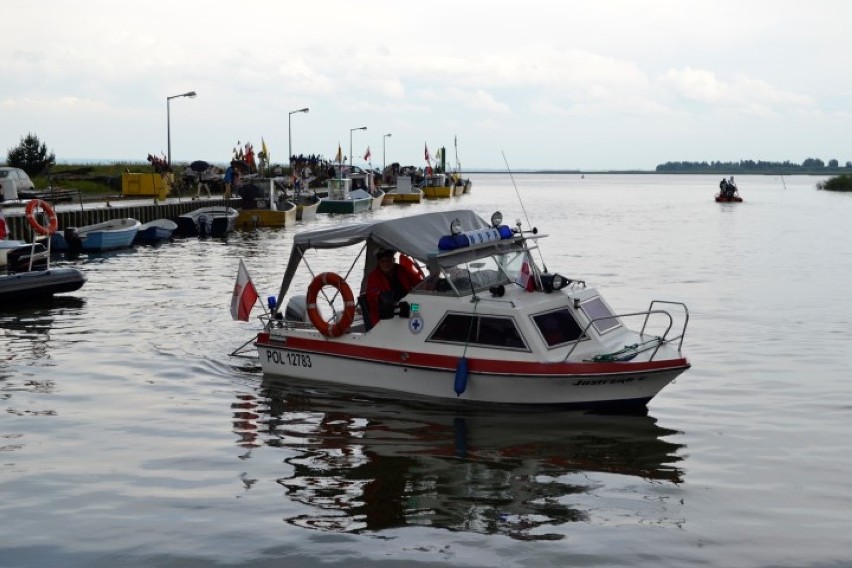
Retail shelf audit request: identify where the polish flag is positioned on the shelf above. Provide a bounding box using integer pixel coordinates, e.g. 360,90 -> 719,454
231,259 -> 259,321
424,143 -> 431,163
515,257 -> 535,292
364,146 -> 371,161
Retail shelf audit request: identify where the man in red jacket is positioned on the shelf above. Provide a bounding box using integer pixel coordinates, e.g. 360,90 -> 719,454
365,248 -> 423,328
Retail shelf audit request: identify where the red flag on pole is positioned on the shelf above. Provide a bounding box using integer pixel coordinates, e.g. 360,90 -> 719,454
231,259 -> 259,321
364,146 -> 371,161
514,256 -> 535,292
424,143 -> 431,163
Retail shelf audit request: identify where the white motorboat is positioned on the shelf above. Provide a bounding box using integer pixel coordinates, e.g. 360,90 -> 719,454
177,206 -> 238,238
251,209 -> 690,410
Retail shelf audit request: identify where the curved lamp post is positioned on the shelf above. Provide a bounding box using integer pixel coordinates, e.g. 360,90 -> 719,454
382,133 -> 392,172
166,91 -> 196,166
288,107 -> 309,164
349,126 -> 367,167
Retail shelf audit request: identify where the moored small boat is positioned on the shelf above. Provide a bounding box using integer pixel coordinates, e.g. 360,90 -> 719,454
421,173 -> 452,199
177,206 -> 238,238
235,179 -> 297,229
135,219 -> 178,244
316,178 -> 373,214
50,218 -> 141,252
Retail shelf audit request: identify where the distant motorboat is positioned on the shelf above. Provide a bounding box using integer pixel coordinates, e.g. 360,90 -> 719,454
715,177 -> 743,202
177,206 -> 238,238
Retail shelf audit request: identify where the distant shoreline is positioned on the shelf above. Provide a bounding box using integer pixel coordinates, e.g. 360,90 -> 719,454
464,170 -> 835,176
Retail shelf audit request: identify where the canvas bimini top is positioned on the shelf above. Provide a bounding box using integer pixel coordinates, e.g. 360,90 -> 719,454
273,209 -> 525,307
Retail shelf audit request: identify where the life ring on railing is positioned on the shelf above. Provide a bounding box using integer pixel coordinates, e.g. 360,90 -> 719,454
25,199 -> 59,235
306,272 -> 356,338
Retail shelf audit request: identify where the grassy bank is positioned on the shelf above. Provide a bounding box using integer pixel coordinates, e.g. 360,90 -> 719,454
35,162 -> 150,197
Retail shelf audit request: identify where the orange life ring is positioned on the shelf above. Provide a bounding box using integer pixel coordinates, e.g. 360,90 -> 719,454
306,272 -> 356,338
25,199 -> 59,236
399,254 -> 425,280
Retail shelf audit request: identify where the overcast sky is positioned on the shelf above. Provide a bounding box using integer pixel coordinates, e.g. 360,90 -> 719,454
3,0 -> 850,170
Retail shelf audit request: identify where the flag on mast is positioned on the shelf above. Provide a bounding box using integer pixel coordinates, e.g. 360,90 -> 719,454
364,146 -> 371,161
231,259 -> 259,321
424,143 -> 431,163
515,254 -> 535,292
335,143 -> 343,163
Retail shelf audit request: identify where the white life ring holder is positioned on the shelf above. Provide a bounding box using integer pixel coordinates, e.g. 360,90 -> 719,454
306,272 -> 356,338
25,198 -> 59,235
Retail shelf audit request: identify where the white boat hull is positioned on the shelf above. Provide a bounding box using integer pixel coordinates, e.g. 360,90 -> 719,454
256,333 -> 688,408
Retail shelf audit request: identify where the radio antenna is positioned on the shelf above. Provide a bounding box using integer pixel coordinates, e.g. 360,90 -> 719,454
502,150 -> 533,231
502,150 -> 547,273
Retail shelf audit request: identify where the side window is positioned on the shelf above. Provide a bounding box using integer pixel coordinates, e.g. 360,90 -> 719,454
579,296 -> 620,334
532,308 -> 585,347
428,313 -> 527,350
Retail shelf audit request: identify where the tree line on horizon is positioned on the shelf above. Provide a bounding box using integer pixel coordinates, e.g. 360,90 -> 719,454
655,158 -> 851,174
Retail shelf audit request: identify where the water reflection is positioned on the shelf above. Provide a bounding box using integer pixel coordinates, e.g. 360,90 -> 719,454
0,297 -> 86,363
233,378 -> 685,540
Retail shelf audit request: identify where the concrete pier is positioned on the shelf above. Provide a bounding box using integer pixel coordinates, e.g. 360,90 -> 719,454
2,195 -> 242,242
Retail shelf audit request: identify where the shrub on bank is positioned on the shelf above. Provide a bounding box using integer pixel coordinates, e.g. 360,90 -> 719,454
817,175 -> 852,191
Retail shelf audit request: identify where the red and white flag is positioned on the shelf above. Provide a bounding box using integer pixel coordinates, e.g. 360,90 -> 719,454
515,256 -> 535,292
0,207 -> 7,239
424,143 -> 431,163
231,259 -> 259,321
364,146 -> 371,161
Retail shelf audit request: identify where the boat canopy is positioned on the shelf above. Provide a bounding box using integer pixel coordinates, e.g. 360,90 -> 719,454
275,209 -> 493,304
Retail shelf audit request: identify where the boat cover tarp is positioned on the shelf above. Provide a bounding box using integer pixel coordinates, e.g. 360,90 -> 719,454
276,209 -> 491,303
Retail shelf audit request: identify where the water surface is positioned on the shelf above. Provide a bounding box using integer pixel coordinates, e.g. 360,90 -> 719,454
2,173 -> 850,567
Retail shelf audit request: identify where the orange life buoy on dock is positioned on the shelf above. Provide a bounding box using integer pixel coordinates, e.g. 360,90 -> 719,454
25,199 -> 59,236
306,272 -> 356,338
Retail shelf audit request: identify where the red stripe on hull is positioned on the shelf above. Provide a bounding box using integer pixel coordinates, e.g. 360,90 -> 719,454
256,333 -> 690,377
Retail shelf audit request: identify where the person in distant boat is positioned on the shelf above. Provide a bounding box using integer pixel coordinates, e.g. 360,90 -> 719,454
364,247 -> 423,328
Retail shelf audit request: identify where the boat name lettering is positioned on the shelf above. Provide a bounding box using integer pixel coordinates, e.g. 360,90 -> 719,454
266,350 -> 312,368
572,377 -> 638,386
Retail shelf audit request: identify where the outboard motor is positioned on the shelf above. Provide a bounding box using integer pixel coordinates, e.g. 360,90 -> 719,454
64,227 -> 83,256
197,214 -> 210,238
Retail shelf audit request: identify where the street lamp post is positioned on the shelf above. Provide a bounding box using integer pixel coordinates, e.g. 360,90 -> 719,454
382,133 -> 392,173
288,107 -> 310,164
349,126 -> 367,167
166,91 -> 197,166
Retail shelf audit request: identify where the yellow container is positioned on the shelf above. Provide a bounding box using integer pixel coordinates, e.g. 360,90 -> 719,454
121,173 -> 170,199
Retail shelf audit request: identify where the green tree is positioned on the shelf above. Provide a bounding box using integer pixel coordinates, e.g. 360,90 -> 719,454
6,133 -> 55,177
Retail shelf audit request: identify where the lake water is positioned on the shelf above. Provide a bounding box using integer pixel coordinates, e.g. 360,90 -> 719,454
2,173 -> 851,567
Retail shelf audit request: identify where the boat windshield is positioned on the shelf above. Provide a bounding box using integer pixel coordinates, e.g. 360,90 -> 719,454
416,249 -> 526,296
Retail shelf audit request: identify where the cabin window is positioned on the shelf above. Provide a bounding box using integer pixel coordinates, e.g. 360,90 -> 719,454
579,296 -> 620,334
532,308 -> 585,347
428,313 -> 527,350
